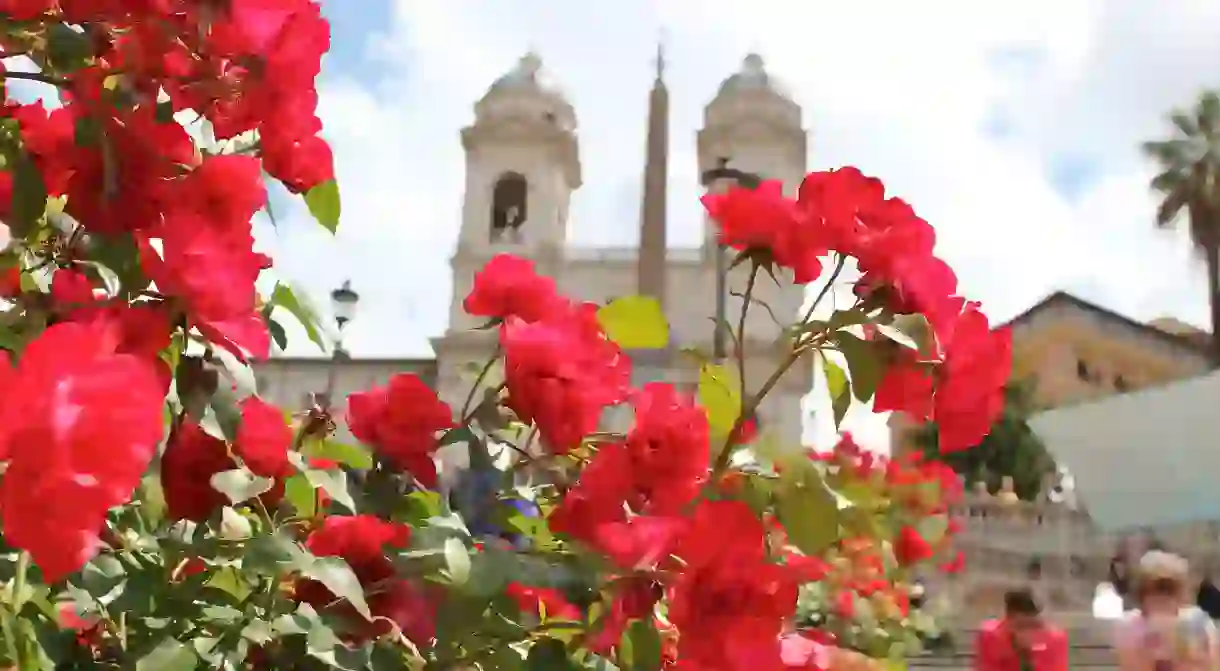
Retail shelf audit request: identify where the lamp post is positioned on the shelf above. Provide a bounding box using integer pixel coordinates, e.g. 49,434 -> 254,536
322,279 -> 359,409
700,157 -> 761,362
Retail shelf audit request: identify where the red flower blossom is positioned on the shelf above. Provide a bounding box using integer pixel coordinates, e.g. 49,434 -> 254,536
463,253 -> 561,323
346,373 -> 454,488
940,550 -> 966,574
295,515 -> 434,645
161,397 -> 292,522
667,501 -> 798,669
893,526 -> 933,567
501,305 -> 631,453
703,179 -> 827,284
0,321 -> 165,582
506,582 -> 582,622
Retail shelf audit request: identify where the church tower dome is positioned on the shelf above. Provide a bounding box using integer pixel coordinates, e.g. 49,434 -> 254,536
704,53 -> 801,132
474,52 -> 577,133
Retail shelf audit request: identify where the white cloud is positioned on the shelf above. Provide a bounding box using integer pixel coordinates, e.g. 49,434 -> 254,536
259,0 -> 1220,450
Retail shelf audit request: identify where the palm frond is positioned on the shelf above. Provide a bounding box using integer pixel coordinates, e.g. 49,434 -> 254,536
1150,169 -> 1187,194
1172,110 -> 1200,137
1199,91 -> 1220,133
1156,185 -> 1189,227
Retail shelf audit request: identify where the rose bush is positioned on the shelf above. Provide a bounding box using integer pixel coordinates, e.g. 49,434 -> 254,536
0,2 -> 1010,670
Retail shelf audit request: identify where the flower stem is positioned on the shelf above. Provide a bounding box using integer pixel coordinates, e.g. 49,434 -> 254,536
0,70 -> 70,88
460,346 -> 503,422
736,265 -> 759,405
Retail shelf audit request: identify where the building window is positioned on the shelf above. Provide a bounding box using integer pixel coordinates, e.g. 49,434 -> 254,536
490,172 -> 528,243
1114,374 -> 1128,392
1076,358 -> 1091,382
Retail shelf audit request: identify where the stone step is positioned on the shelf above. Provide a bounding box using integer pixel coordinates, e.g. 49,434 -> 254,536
910,645 -> 1117,670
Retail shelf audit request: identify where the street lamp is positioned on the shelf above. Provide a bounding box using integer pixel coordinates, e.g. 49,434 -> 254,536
321,279 -> 359,409
700,157 -> 761,362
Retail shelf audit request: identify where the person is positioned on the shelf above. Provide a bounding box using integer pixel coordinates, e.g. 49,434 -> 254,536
1111,539 -> 1134,606
975,588 -> 1069,671
1114,550 -> 1218,671
1195,565 -> 1220,620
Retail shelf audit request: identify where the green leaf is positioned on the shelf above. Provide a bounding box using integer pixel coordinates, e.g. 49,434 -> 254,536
916,513 -> 950,547
619,619 -> 662,671
240,619 -> 274,645
210,340 -> 257,395
697,363 -> 741,436
440,537 -> 471,586
244,531 -> 308,574
304,179 -> 341,233
268,282 -> 328,351
884,314 -> 932,352
284,473 -> 318,519
303,438 -> 373,470
596,296 -> 669,349
464,547 -> 514,597
398,491 -> 443,526
84,232 -> 148,298
205,566 -> 252,601
268,318 -> 289,350
80,555 -> 126,599
45,24 -> 94,72
822,355 -> 851,428
200,384 -> 242,442
136,638 -> 197,671
777,462 -> 841,555
527,638 -> 574,671
303,465 -> 355,512
501,506 -> 556,548
300,556 -> 372,620
836,332 -> 882,403
9,152 -> 46,237
209,468 -> 275,505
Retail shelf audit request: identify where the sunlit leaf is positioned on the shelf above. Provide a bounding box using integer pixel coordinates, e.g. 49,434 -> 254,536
916,513 -> 950,547
300,556 -> 371,620
269,282 -> 328,351
440,537 -> 471,586
219,506 -> 253,540
136,638 -> 197,671
304,179 -> 341,233
596,295 -> 669,349
205,566 -> 252,601
698,363 -> 741,436
822,355 -> 851,428
836,332 -> 882,403
303,438 -> 373,470
209,468 -> 274,505
9,152 -> 46,237
777,462 -> 841,555
619,618 -> 663,671
303,465 -> 355,512
883,314 -> 932,352
284,473 -> 318,519
210,343 -> 257,396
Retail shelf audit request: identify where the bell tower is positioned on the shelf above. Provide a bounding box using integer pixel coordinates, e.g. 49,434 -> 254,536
449,52 -> 582,333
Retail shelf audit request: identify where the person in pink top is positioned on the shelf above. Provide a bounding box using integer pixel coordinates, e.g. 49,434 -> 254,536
975,588 -> 1069,671
1113,550 -> 1217,671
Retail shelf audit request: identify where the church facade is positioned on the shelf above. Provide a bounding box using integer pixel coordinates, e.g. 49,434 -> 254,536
429,51 -> 815,470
